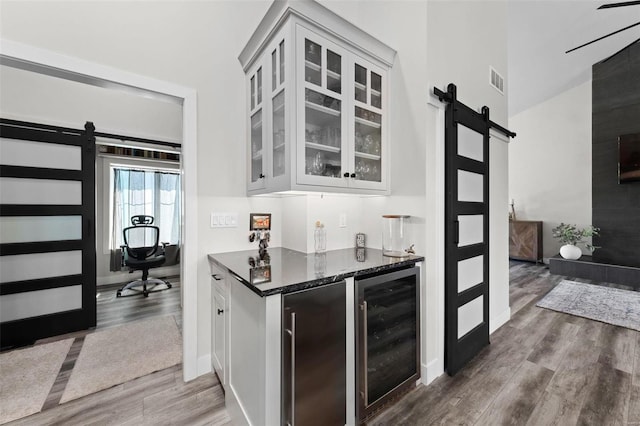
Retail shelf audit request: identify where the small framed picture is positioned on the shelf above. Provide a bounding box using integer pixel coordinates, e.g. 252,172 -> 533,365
250,265 -> 271,284
250,213 -> 271,231
356,233 -> 366,248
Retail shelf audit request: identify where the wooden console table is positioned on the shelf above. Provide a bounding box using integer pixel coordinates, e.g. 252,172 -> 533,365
509,220 -> 543,263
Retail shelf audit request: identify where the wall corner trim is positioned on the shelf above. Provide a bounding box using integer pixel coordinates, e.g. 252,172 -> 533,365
489,306 -> 511,334
197,354 -> 212,377
423,358 -> 444,385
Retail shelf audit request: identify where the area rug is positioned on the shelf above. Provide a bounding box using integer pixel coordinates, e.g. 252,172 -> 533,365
0,338 -> 73,424
537,280 -> 640,331
60,315 -> 181,403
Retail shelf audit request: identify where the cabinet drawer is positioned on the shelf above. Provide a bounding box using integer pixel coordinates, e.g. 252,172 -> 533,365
211,265 -> 227,295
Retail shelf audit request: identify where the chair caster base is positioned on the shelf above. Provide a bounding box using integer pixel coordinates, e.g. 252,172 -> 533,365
116,278 -> 171,298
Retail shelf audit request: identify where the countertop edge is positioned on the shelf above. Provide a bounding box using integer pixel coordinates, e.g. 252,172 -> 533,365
208,252 -> 424,297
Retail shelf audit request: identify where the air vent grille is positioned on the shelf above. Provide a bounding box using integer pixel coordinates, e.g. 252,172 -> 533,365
490,67 -> 504,94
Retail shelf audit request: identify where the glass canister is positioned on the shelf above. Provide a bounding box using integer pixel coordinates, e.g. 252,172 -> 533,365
382,215 -> 411,257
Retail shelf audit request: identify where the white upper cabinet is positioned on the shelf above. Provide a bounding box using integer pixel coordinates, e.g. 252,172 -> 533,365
239,0 -> 396,196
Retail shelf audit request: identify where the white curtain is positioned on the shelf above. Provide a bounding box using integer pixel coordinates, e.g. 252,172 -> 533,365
111,168 -> 181,250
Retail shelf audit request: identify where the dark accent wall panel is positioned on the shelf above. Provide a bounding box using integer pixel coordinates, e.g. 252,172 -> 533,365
592,42 -> 640,267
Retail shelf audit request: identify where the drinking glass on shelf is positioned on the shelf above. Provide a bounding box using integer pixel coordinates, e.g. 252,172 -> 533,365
373,138 -> 381,155
312,152 -> 324,175
364,135 -> 373,154
355,132 -> 363,152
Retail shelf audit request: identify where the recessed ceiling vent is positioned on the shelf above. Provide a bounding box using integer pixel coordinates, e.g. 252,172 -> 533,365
490,67 -> 504,94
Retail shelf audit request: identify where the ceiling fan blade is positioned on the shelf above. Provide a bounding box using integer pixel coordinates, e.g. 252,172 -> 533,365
566,21 -> 640,53
598,0 -> 640,9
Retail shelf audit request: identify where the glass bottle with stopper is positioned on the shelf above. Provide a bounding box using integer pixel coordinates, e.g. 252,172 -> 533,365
314,220 -> 326,253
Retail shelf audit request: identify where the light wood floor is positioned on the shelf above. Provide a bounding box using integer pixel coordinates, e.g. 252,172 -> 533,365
8,276 -> 232,426
9,264 -> 640,425
371,261 -> 640,425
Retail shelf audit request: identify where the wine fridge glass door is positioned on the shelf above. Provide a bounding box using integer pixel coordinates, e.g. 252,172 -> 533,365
356,267 -> 420,421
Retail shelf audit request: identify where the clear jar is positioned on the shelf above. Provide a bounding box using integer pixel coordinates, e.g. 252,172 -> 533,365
382,215 -> 410,257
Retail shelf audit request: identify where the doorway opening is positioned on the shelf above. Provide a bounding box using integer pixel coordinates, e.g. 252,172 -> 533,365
0,39 -> 199,381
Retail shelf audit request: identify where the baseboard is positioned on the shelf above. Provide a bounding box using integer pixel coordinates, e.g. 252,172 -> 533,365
490,306 -> 511,334
422,358 -> 444,385
226,384 -> 251,426
197,354 -> 212,377
97,265 -> 180,286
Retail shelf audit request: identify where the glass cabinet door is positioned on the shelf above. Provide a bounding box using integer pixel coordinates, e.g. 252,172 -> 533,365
272,39 -> 286,179
249,65 -> 265,188
298,28 -> 347,185
353,61 -> 384,187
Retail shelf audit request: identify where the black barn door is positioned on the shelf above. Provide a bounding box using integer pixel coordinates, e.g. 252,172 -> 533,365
439,84 -> 491,376
0,119 -> 96,349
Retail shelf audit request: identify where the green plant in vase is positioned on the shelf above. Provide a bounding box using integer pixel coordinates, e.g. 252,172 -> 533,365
551,223 -> 600,260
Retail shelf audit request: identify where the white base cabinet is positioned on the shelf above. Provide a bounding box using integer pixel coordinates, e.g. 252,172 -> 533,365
239,0 -> 396,196
210,264 -> 229,388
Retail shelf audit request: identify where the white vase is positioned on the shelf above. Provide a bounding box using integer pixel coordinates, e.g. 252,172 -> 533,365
560,244 -> 582,260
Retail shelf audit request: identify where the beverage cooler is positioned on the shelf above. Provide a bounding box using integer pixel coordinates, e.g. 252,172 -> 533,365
355,266 -> 420,421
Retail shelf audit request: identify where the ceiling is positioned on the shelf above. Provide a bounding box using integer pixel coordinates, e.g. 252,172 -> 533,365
508,0 -> 640,116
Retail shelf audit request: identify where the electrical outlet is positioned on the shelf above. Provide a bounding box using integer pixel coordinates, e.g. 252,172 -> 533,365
339,213 -> 347,228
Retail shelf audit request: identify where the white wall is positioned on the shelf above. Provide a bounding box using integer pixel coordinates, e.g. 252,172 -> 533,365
509,80 -> 592,260
0,0 -> 510,382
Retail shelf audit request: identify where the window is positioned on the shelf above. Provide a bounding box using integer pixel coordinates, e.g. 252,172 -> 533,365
110,166 -> 181,250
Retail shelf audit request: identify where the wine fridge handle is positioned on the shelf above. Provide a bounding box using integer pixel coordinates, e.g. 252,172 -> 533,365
362,301 -> 368,406
291,312 -> 296,426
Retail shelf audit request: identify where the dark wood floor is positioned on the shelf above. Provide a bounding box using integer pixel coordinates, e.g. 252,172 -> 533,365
10,264 -> 639,425
371,261 -> 640,425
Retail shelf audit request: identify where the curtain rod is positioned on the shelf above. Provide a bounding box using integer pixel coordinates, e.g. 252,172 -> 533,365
1,118 -> 181,149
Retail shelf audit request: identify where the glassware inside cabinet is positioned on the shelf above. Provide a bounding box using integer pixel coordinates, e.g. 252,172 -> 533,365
272,90 -> 285,177
354,106 -> 381,182
251,110 -> 263,182
304,88 -> 342,178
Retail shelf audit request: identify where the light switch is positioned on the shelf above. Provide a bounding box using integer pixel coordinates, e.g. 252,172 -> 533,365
339,213 -> 347,228
211,212 -> 239,228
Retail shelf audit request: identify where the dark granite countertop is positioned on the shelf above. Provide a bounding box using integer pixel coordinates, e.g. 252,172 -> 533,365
208,247 -> 424,297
